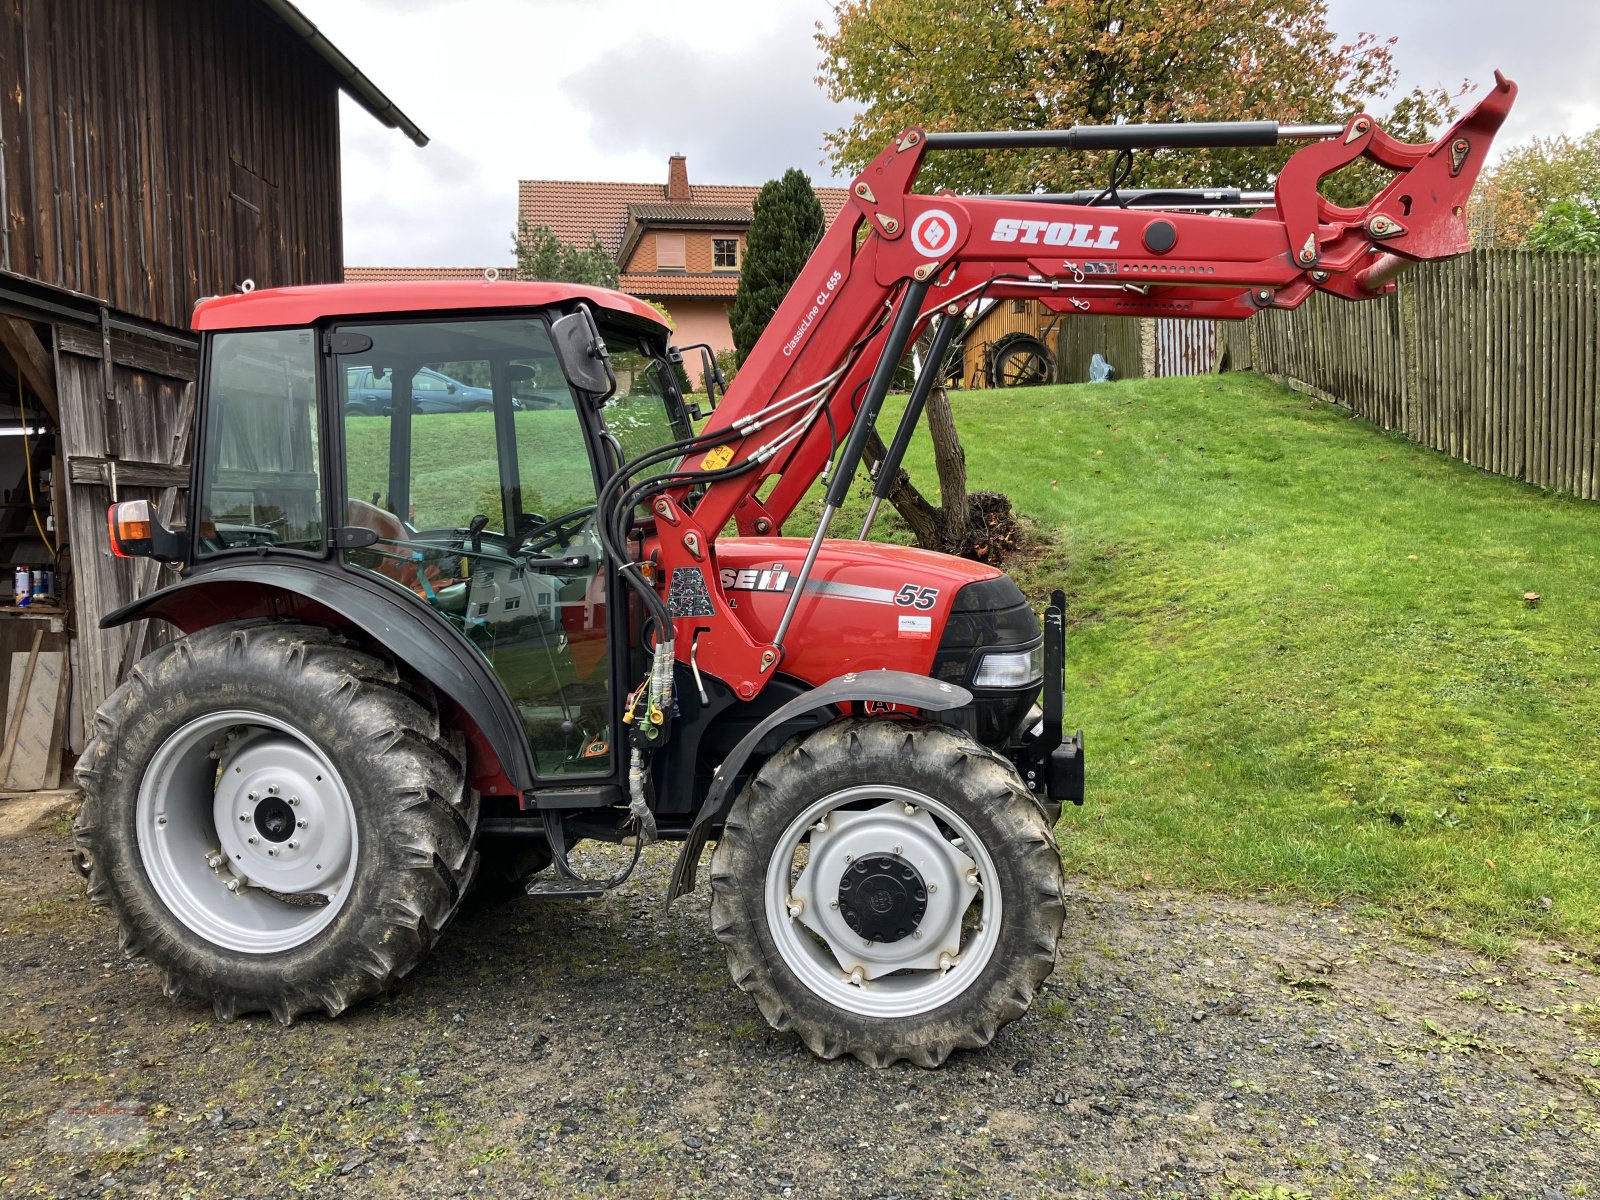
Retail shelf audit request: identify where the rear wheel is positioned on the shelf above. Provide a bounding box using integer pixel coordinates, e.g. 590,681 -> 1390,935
73,622 -> 478,1022
709,719 -> 1064,1067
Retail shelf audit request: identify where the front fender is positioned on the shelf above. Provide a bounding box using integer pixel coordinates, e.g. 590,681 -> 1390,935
102,559 -> 537,792
665,670 -> 972,902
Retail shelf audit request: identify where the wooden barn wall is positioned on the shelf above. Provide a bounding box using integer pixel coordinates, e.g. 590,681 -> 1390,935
958,302 -> 1150,388
56,344 -> 193,750
0,0 -> 344,330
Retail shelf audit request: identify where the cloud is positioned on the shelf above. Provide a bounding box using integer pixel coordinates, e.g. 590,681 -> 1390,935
1325,0 -> 1600,148
561,7 -> 849,186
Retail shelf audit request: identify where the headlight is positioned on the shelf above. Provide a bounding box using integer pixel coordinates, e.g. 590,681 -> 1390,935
972,643 -> 1043,689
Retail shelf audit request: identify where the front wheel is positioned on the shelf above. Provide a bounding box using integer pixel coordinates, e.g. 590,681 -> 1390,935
709,719 -> 1064,1067
73,622 -> 478,1023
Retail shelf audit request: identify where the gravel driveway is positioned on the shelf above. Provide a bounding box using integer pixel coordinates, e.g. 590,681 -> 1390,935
2,795 -> 1596,1199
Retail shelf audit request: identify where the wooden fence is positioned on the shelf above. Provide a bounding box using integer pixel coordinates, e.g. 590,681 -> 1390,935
1220,250 -> 1600,500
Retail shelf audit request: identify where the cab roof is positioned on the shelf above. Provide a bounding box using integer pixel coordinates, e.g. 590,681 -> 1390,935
191,280 -> 670,333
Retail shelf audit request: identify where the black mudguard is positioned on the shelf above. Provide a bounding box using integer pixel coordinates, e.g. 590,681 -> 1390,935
664,670 -> 972,902
100,559 -> 538,791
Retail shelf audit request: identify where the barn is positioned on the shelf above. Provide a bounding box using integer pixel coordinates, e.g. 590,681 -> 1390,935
0,0 -> 423,782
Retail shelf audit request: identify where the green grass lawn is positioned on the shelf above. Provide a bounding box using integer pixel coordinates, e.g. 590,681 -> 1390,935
826,373 -> 1600,954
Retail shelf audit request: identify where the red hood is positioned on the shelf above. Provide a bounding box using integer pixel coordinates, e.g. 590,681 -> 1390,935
707,538 -> 1003,687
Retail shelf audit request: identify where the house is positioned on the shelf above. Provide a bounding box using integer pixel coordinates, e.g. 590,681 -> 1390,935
0,0 -> 424,762
518,156 -> 849,382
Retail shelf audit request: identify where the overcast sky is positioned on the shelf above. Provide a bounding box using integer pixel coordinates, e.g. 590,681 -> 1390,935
295,0 -> 1600,269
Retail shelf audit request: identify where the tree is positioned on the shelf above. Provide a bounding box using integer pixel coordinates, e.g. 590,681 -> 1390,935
1524,199 -> 1600,254
510,219 -> 619,288
730,169 -> 826,366
1476,127 -> 1600,247
818,0 -> 1423,196
816,0 -> 1446,559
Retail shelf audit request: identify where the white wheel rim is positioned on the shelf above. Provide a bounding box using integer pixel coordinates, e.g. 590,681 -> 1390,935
764,783 -> 1003,1019
135,710 -> 359,954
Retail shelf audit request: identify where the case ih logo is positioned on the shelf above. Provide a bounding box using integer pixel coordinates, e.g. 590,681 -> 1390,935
910,209 -> 959,257
991,217 -> 1121,250
719,565 -> 793,593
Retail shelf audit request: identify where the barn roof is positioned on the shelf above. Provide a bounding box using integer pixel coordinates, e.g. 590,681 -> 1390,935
260,0 -> 429,146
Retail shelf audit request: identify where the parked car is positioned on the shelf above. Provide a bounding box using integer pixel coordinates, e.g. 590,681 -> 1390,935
344,366 -> 497,415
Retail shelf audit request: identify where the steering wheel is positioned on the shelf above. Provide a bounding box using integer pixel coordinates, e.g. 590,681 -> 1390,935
519,506 -> 595,556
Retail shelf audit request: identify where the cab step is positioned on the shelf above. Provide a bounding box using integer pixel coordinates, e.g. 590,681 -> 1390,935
524,875 -> 608,900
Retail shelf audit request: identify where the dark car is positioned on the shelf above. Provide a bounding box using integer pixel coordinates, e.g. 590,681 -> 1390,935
345,366 -> 496,415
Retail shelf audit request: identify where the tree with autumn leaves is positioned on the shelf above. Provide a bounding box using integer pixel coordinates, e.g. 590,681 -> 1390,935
817,0 -> 1451,196
813,0 -> 1457,558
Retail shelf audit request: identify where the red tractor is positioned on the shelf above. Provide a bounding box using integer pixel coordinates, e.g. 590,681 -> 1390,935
75,76 -> 1514,1066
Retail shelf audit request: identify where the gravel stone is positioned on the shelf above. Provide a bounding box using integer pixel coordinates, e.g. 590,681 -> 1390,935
3,820 -> 1597,1198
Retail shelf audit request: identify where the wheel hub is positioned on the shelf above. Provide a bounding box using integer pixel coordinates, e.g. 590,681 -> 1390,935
787,796 -> 981,981
213,734 -> 354,896
252,796 -> 296,843
837,853 -> 927,943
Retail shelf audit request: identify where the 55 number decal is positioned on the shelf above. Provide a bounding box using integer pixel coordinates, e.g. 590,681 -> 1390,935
894,584 -> 940,610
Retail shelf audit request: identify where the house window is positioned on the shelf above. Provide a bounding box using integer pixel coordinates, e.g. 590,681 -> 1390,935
656,233 -> 686,271
713,238 -> 739,270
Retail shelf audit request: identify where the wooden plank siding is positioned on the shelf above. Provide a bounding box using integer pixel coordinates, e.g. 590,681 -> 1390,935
958,302 -> 1149,388
1219,250 -> 1600,501
0,0 -> 344,330
56,342 -> 193,749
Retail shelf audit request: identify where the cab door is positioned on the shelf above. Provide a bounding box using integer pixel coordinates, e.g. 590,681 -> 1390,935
335,315 -> 617,779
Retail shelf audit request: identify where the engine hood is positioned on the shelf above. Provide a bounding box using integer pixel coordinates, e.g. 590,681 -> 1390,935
705,538 -> 1008,687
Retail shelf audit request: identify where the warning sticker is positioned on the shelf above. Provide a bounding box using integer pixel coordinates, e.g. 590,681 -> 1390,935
897,614 -> 933,639
700,444 -> 735,470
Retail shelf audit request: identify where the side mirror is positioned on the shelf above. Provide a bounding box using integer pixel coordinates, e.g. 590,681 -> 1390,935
107,499 -> 185,562
699,347 -> 721,411
446,382 -> 457,394
550,308 -> 616,401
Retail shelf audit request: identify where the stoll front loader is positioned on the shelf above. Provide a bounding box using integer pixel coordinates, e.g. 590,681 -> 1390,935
75,75 -> 1514,1066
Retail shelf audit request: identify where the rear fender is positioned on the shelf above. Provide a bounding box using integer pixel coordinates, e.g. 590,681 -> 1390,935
100,560 -> 535,795
665,670 -> 972,902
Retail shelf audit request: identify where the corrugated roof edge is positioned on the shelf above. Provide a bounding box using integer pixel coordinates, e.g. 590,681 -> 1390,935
259,0 -> 428,147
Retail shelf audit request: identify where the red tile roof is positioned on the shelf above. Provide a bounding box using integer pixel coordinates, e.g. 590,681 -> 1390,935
619,272 -> 742,299
519,179 -> 851,261
344,265 -> 515,282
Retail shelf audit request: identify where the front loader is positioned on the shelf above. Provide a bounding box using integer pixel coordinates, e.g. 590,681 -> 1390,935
75,75 -> 1514,1066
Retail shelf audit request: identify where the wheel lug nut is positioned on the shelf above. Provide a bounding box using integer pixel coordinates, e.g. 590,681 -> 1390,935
829,900 -> 839,910
289,796 -> 300,807
843,854 -> 853,864
288,841 -> 298,850
297,819 -> 307,829
913,930 -> 923,940
267,785 -> 279,795
239,814 -> 250,822
247,835 -> 259,845
247,792 -> 258,802
928,883 -> 938,894
267,848 -> 278,857
893,844 -> 902,855
225,879 -> 240,893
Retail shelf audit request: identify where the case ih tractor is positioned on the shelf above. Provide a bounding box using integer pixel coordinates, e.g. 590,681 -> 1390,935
75,76 -> 1513,1066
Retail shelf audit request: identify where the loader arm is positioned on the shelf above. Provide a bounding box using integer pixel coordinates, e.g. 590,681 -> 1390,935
612,73 -> 1515,701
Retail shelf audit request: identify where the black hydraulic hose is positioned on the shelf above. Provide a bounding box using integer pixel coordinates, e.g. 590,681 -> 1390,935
870,312 -> 961,504
823,279 -> 931,511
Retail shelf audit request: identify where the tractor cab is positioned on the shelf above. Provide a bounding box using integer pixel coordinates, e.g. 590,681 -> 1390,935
123,281 -> 692,784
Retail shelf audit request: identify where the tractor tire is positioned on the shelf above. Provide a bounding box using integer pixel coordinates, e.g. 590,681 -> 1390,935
987,333 -> 1054,387
72,621 -> 479,1023
709,718 -> 1065,1067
